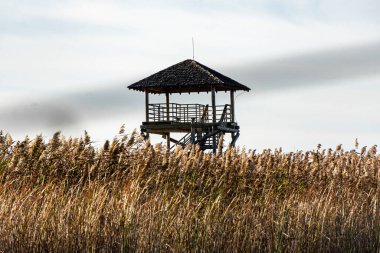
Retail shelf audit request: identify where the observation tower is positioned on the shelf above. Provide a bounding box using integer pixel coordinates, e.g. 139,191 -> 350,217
128,59 -> 250,153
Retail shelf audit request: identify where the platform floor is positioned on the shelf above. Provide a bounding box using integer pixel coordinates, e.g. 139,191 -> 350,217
141,121 -> 239,134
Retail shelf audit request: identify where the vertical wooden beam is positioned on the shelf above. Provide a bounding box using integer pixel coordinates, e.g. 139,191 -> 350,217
145,89 -> 150,138
166,134 -> 170,151
230,90 -> 235,142
211,87 -> 216,123
211,86 -> 216,153
166,92 -> 170,150
191,118 -> 195,144
165,92 -> 170,122
230,90 -> 235,123
145,89 -> 149,122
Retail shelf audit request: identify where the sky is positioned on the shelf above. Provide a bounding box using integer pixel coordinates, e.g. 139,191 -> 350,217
0,0 -> 379,151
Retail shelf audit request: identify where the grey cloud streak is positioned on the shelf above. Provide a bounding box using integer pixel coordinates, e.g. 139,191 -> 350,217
1,41 -> 379,133
225,41 -> 380,93
0,103 -> 78,129
0,85 -> 142,132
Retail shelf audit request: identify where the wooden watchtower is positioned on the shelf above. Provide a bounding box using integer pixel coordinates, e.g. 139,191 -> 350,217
128,59 -> 250,153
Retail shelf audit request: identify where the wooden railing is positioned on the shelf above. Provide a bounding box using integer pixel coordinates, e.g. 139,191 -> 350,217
148,103 -> 232,123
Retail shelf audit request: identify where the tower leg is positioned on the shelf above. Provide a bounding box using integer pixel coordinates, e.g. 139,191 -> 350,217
212,127 -> 217,153
191,118 -> 195,144
166,133 -> 170,150
231,132 -> 240,147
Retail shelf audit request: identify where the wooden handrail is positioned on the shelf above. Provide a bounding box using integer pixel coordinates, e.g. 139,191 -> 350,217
147,103 -> 231,123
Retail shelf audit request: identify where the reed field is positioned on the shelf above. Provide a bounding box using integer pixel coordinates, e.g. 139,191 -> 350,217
0,127 -> 379,252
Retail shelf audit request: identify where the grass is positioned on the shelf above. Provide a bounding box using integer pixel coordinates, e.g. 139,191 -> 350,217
0,127 -> 379,252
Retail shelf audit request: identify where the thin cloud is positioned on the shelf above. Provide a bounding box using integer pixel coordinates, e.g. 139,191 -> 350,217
226,41 -> 380,92
0,103 -> 78,131
2,41 -> 380,132
0,85 -> 142,132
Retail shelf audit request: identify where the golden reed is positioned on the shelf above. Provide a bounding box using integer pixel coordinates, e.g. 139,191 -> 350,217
0,128 -> 379,252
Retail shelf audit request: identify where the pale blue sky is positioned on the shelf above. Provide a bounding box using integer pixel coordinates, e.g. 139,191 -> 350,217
0,0 -> 379,150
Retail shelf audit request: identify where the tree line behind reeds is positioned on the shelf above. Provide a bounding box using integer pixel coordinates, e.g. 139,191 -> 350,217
0,127 -> 379,252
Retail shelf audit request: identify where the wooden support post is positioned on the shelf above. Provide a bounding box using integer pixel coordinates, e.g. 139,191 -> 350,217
145,90 -> 149,122
166,133 -> 170,151
230,90 -> 235,123
231,132 -> 240,147
191,118 -> 195,144
145,89 -> 149,138
230,90 -> 235,141
211,86 -> 216,153
212,87 -> 216,123
165,92 -> 170,122
166,92 -> 170,150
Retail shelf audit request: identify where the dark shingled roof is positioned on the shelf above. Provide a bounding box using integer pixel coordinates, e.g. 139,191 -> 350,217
128,59 -> 250,94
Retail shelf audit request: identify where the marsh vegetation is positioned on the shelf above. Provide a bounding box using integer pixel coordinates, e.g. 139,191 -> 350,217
0,128 -> 379,252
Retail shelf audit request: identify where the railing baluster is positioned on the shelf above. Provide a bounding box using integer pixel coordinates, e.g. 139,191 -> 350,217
196,105 -> 198,122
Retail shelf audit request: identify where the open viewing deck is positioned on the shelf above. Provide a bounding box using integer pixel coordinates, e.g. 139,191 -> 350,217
141,103 -> 239,134
128,59 -> 250,152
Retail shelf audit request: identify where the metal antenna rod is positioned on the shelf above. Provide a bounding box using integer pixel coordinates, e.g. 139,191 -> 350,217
192,37 -> 194,60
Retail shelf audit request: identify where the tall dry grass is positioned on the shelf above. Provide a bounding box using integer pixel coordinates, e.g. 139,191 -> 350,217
0,127 -> 379,252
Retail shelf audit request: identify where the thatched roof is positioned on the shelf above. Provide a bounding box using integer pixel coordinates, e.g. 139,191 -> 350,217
128,59 -> 250,94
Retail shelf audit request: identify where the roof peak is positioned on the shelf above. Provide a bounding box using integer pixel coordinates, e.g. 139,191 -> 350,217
128,59 -> 250,94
